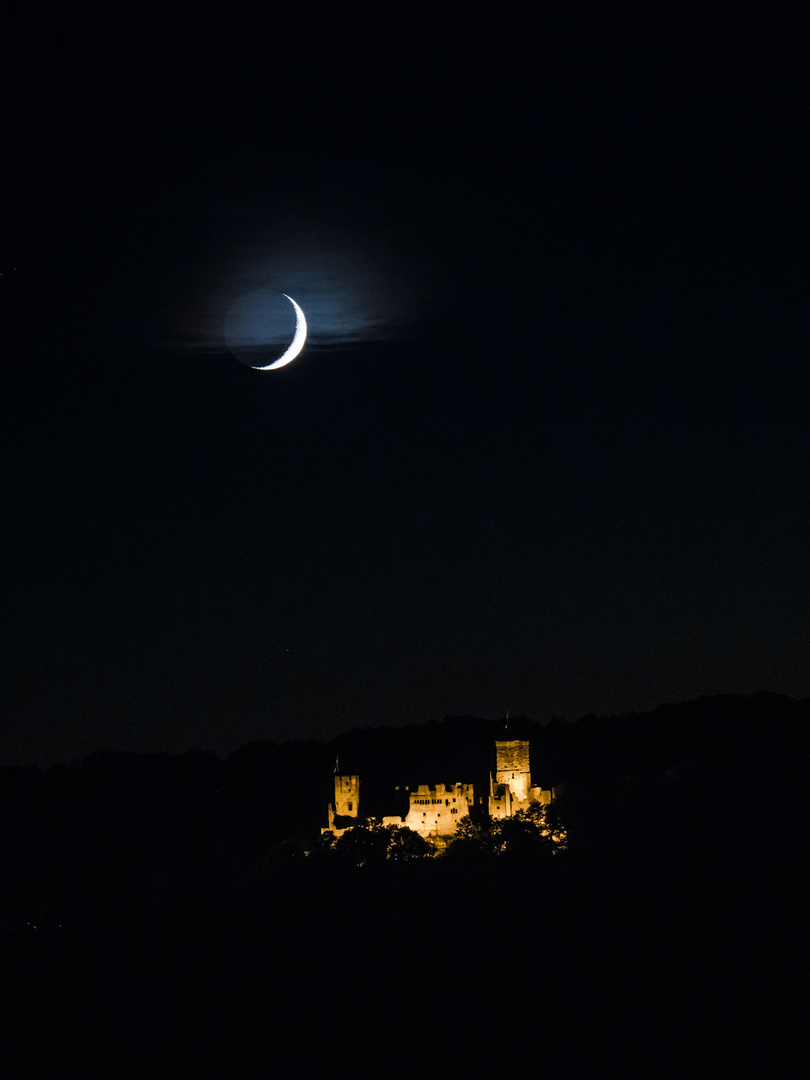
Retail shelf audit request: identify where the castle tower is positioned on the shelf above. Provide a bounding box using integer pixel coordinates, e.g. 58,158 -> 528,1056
333,773 -> 360,818
495,739 -> 531,802
323,769 -> 361,835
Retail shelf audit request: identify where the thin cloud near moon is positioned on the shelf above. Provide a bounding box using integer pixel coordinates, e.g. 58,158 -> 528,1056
250,294 -> 307,370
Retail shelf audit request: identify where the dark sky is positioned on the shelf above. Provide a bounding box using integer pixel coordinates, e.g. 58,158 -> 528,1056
2,8 -> 808,764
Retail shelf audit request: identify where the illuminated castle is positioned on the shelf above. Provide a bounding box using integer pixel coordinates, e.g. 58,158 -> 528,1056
382,783 -> 476,838
488,738 -> 553,819
324,738 -> 553,843
325,772 -> 360,833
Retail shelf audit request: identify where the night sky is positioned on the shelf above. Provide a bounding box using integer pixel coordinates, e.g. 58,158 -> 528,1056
3,9 -> 808,764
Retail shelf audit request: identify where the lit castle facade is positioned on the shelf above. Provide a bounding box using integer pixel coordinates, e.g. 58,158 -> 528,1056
488,738 -> 553,819
324,738 -> 553,844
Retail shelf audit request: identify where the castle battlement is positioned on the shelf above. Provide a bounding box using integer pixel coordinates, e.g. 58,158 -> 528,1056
387,781 -> 475,840
408,782 -> 475,804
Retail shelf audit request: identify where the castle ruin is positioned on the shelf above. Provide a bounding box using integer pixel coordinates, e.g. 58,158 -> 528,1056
325,772 -> 361,833
489,739 -> 553,819
323,738 -> 553,844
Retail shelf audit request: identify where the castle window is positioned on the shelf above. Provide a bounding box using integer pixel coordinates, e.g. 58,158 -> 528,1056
348,802 -> 352,812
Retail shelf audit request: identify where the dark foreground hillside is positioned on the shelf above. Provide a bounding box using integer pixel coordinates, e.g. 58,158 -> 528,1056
3,847 -> 802,1078
2,695 -> 806,1077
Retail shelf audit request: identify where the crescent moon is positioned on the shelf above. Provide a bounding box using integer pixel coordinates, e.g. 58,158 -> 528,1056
252,294 -> 307,370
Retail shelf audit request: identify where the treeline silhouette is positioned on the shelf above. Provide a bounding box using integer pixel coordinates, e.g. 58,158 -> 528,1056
1,693 -> 806,1076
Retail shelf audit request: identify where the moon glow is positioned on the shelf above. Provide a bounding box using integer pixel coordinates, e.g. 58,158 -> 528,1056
251,294 -> 308,370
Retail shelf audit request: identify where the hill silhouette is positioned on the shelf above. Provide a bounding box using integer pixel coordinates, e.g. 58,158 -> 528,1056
1,694 -> 806,1075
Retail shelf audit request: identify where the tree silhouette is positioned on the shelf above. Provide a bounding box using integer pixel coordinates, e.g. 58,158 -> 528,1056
444,802 -> 565,860
318,820 -> 434,866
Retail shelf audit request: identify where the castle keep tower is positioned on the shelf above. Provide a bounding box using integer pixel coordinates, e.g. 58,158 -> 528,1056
489,738 -> 553,819
495,739 -> 531,802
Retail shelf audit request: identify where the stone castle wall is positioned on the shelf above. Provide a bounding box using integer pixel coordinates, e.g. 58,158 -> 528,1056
383,782 -> 474,839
